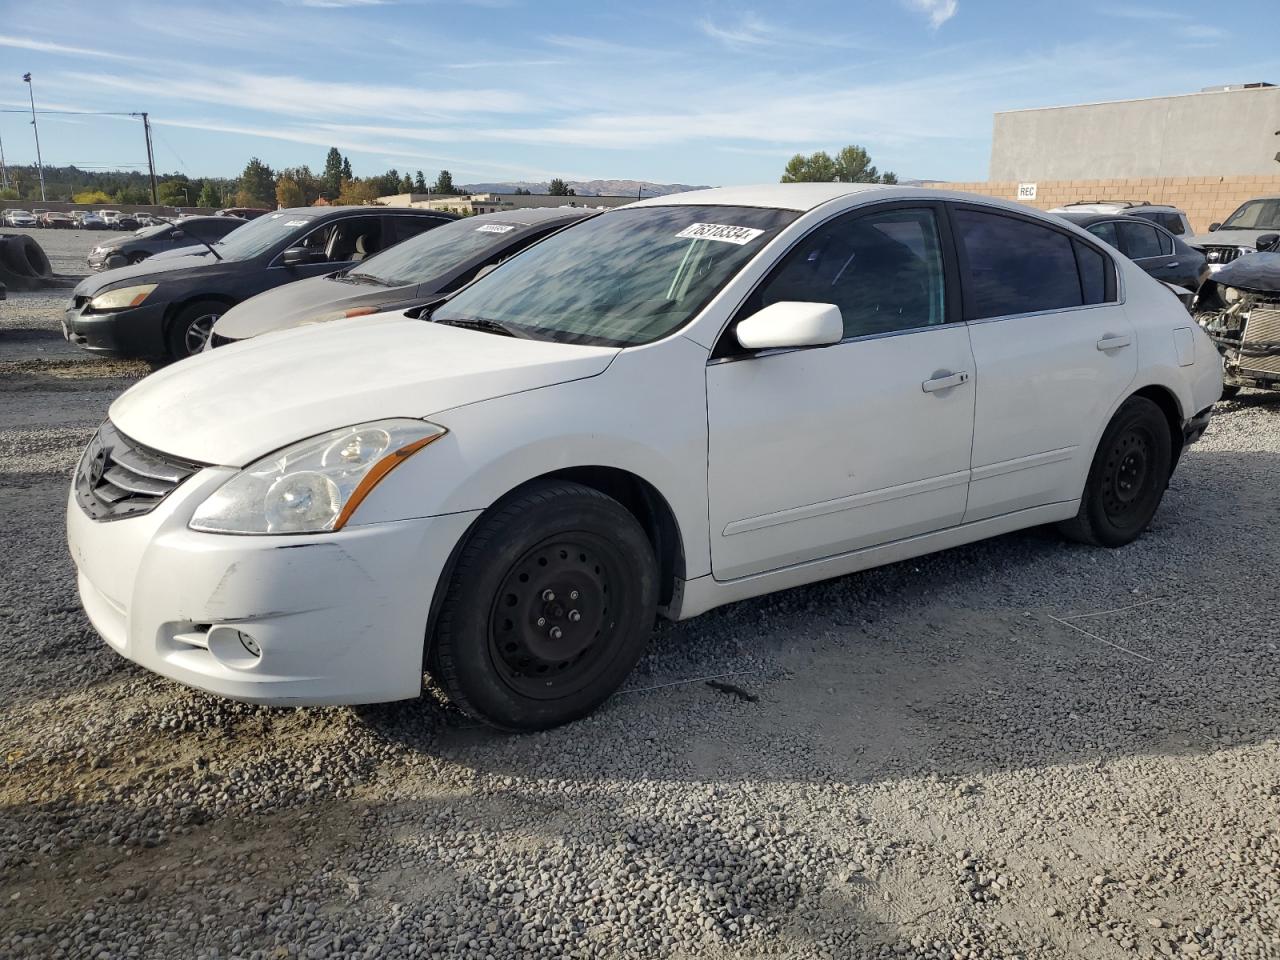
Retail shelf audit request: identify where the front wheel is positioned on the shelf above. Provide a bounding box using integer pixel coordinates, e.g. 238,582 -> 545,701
1058,396 -> 1173,547
166,300 -> 225,358
431,480 -> 658,730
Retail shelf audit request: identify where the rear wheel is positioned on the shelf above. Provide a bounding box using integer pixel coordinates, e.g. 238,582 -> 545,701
1058,396 -> 1172,547
166,300 -> 225,358
431,480 -> 658,730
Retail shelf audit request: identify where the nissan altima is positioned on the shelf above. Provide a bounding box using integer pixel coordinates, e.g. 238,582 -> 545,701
67,184 -> 1222,730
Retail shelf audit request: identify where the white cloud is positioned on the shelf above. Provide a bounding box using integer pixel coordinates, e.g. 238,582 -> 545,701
699,14 -> 777,48
900,0 -> 958,28
0,33 -> 139,61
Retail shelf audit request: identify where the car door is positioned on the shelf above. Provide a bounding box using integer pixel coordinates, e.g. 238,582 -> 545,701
1116,220 -> 1187,286
268,215 -> 385,286
954,205 -> 1136,522
705,203 -> 975,581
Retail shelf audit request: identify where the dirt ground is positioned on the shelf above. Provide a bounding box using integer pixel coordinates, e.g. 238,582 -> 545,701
1,229 -> 1278,960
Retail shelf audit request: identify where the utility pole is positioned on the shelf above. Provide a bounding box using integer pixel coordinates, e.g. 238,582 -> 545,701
21,73 -> 46,202
141,112 -> 159,205
0,126 -> 9,191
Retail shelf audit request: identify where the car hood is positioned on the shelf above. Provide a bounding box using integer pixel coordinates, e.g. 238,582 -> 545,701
109,314 -> 618,466
73,253 -> 233,296
213,274 -> 417,341
1190,227 -> 1279,249
1208,251 -> 1280,292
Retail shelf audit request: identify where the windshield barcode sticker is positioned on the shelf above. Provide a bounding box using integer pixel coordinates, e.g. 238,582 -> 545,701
675,223 -> 765,245
476,223 -> 517,234
283,220 -> 309,227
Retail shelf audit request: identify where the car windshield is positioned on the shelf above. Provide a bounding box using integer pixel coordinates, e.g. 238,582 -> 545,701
211,212 -> 315,261
431,205 -> 796,346
1221,199 -> 1280,231
348,217 -> 536,287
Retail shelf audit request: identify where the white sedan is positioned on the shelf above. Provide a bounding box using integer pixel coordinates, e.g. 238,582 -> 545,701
67,184 -> 1222,730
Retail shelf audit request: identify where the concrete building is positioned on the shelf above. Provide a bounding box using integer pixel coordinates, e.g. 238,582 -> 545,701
377,192 -> 634,215
927,84 -> 1280,233
990,83 -> 1280,181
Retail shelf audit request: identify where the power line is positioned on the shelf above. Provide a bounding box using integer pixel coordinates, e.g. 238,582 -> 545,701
0,108 -> 140,116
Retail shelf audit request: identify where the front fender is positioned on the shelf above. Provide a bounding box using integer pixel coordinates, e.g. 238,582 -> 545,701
348,335 -> 715,579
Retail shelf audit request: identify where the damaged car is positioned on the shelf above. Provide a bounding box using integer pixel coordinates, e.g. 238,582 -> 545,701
1193,237 -> 1280,398
1194,196 -> 1280,271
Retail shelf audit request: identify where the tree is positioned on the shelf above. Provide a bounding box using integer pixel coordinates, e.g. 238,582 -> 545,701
413,170 -> 428,192
279,165 -> 322,205
0,187 -> 18,201
237,157 -> 277,207
433,170 -> 457,195
337,178 -> 381,205
198,182 -> 222,208
322,147 -> 344,199
400,173 -> 414,193
157,178 -> 193,206
780,144 -> 896,184
341,157 -> 353,181
276,176 -> 305,209
513,187 -> 532,196
547,178 -> 575,196
73,189 -> 113,204
113,185 -> 151,204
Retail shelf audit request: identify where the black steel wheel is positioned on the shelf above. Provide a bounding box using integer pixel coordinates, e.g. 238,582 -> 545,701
431,480 -> 658,730
1059,396 -> 1172,547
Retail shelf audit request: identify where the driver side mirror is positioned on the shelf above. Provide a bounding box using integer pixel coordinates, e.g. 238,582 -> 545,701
281,246 -> 320,267
736,301 -> 843,351
1256,233 -> 1280,253
1208,222 -> 1221,232
170,229 -> 185,239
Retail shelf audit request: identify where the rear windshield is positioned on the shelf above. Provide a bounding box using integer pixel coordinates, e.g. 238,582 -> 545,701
348,218 -> 533,287
432,205 -> 796,346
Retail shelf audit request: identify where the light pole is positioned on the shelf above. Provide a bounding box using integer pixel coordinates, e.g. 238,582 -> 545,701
22,73 -> 46,202
0,126 -> 9,191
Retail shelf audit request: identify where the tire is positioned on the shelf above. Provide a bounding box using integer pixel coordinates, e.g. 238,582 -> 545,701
1058,396 -> 1173,547
1219,385 -> 1241,401
104,253 -> 127,270
166,299 -> 226,358
0,235 -> 52,278
128,253 -> 149,265
431,480 -> 658,730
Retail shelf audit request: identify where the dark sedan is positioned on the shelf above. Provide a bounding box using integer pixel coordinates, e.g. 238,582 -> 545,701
1054,212 -> 1209,293
65,206 -> 457,360
208,207 -> 597,348
87,216 -> 244,271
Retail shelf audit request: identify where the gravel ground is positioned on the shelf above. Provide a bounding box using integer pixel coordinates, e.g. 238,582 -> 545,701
2,230 -> 1279,960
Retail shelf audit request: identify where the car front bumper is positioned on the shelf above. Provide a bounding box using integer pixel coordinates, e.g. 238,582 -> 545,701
67,467 -> 479,705
64,300 -> 170,359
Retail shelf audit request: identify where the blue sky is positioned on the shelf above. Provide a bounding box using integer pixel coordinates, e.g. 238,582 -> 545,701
0,0 -> 1275,188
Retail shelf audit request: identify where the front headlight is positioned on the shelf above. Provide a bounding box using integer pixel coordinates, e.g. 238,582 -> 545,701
1222,286 -> 1243,305
88,284 -> 157,311
190,419 -> 446,534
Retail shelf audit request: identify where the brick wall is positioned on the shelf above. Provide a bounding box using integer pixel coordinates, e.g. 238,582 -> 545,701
922,176 -> 1280,234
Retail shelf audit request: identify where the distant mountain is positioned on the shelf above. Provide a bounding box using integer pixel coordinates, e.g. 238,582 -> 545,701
460,179 -> 709,198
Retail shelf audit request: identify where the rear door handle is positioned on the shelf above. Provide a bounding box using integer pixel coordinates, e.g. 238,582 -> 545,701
921,371 -> 970,393
1096,334 -> 1132,351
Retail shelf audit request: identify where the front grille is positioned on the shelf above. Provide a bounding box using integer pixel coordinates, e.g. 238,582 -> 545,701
75,421 -> 205,521
1203,245 -> 1242,266
1241,298 -> 1280,377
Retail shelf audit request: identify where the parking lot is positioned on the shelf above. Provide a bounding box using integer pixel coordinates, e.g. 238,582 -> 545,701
2,229 -> 1280,960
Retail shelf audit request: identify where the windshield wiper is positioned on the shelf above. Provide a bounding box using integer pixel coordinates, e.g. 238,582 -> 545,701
343,272 -> 395,286
435,316 -> 530,338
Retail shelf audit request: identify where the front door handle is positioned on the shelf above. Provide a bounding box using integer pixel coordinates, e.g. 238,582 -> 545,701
1096,334 -> 1132,351
921,370 -> 970,393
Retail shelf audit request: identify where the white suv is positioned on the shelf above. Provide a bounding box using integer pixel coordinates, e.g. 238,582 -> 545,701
67,185 -> 1222,730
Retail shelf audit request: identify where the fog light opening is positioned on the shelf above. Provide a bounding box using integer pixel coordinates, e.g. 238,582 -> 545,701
206,625 -> 264,669
237,631 -> 261,658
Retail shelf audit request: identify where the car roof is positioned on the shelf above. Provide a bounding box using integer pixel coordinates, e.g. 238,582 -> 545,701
467,206 -> 598,228
626,183 -> 899,212
1053,211 -> 1175,229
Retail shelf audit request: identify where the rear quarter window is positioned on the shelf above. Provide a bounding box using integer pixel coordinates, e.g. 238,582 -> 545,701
953,208 -> 1084,320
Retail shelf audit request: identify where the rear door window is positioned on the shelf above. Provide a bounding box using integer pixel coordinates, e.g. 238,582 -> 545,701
953,208 -> 1083,320
1086,221 -> 1119,249
1116,221 -> 1163,260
